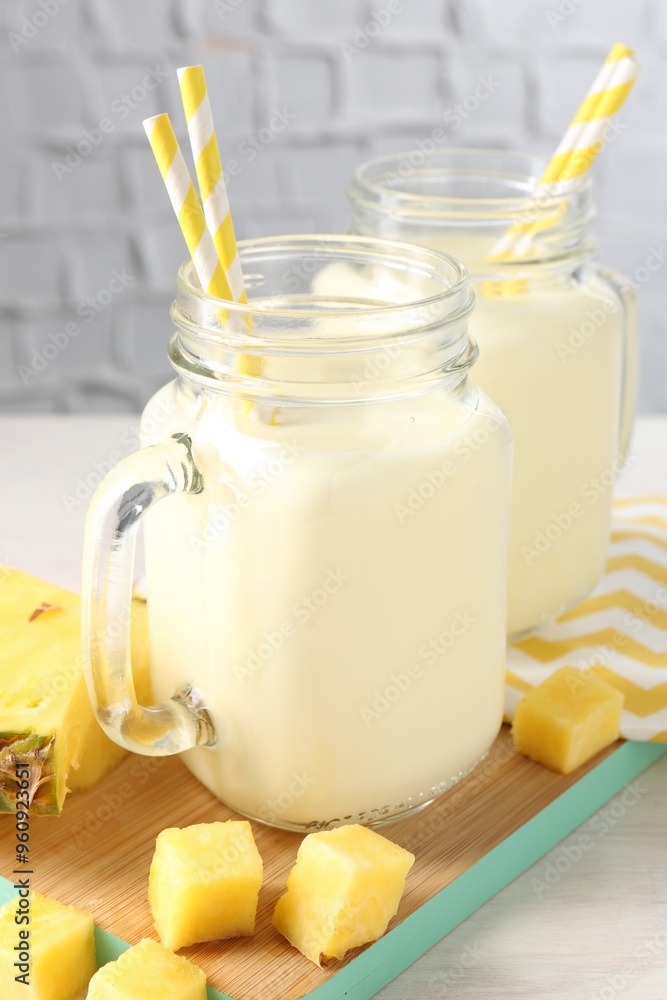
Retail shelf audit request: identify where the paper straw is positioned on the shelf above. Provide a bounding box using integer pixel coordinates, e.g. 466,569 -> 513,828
541,42 -> 640,186
177,65 -> 247,304
145,107 -> 262,417
143,113 -> 233,301
490,43 -> 641,263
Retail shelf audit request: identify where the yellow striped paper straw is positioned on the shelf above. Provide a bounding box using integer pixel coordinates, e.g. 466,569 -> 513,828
143,113 -> 233,302
144,109 -> 262,421
490,42 -> 640,263
541,42 -> 639,186
177,65 -> 247,304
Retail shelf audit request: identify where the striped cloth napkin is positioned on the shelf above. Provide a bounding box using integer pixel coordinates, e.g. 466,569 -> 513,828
505,497 -> 667,743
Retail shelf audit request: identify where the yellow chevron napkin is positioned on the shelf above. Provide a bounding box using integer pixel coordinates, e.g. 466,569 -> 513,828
506,497 -> 667,743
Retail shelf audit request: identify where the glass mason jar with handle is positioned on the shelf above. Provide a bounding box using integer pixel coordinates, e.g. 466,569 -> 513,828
349,150 -> 636,638
82,235 -> 512,831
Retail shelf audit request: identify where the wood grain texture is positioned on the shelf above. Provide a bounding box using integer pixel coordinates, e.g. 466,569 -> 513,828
0,727 -> 619,1000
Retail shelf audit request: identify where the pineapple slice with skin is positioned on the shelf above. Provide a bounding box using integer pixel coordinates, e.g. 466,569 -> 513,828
149,820 -> 263,951
87,938 -> 206,1000
512,665 -> 624,774
272,824 -> 415,966
0,891 -> 97,1000
0,567 -> 151,814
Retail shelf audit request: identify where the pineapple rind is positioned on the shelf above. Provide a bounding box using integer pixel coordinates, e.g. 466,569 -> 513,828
0,732 -> 57,814
273,825 -> 415,966
87,938 -> 207,999
512,665 -> 624,774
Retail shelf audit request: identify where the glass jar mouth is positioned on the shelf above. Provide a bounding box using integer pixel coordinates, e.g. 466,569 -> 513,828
349,148 -> 593,222
173,234 -> 472,346
170,234 -> 477,404
348,149 -> 596,272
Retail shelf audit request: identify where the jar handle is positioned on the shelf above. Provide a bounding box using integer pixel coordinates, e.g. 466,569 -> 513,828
81,432 -> 217,756
589,261 -> 638,460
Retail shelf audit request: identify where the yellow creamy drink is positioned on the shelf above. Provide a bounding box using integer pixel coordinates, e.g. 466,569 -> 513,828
350,150 -> 634,636
142,383 -> 510,826
82,236 -> 512,829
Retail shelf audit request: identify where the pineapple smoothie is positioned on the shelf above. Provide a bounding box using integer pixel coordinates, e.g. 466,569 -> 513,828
83,236 -> 512,830
142,380 -> 511,827
466,270 -> 623,636
403,234 -> 624,635
349,151 -> 633,636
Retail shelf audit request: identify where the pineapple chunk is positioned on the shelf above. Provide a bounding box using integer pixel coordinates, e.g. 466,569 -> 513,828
0,891 -> 97,1000
272,824 -> 415,966
87,938 -> 206,999
0,567 -> 151,813
512,666 -> 624,774
149,820 -> 263,951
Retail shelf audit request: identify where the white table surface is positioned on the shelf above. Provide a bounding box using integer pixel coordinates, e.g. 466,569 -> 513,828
1,414 -> 666,999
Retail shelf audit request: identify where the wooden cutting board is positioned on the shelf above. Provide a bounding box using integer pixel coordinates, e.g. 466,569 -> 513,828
0,729 -> 664,1000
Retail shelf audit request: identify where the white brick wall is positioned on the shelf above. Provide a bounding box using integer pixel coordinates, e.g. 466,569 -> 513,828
0,0 -> 665,413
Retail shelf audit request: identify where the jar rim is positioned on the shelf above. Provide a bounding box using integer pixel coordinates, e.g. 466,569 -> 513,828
170,234 -> 477,403
174,233 -> 471,334
348,148 -> 593,221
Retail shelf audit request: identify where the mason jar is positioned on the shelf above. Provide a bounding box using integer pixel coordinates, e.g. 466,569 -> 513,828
81,235 -> 512,831
349,150 -> 635,637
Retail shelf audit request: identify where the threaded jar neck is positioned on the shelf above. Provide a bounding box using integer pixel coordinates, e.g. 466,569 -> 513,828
349,149 -> 597,281
170,234 -> 478,406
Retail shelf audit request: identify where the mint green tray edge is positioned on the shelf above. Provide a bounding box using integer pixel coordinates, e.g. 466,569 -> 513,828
1,741 -> 665,1000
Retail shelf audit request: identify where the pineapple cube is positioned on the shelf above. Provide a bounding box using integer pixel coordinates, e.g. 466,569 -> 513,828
87,938 -> 206,999
512,666 -> 624,774
0,567 -> 151,813
272,824 -> 415,966
0,891 -> 97,1000
149,820 -> 263,951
